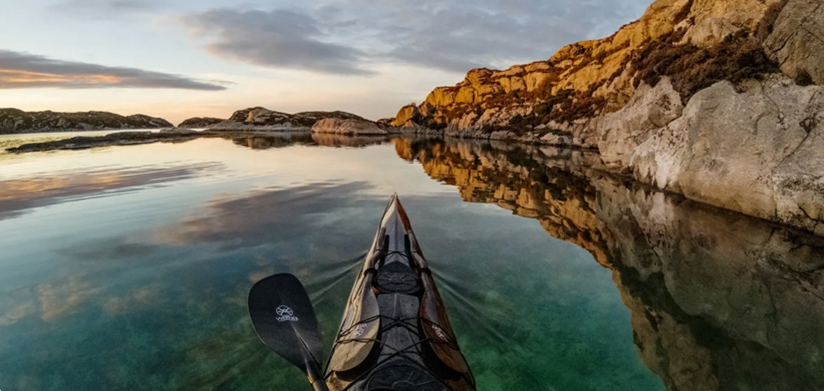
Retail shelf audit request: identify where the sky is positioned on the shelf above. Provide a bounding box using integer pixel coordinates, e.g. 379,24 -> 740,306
0,0 -> 649,125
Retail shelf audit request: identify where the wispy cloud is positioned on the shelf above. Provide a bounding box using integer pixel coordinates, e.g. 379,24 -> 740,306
179,0 -> 649,75
0,50 -> 229,90
49,0 -> 157,19
181,9 -> 375,76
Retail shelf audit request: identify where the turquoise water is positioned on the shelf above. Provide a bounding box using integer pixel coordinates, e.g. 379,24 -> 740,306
0,136 -> 664,390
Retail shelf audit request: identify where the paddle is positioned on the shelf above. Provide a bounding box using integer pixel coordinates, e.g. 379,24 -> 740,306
248,273 -> 330,391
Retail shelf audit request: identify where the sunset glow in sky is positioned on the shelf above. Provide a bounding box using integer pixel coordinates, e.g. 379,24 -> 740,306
0,0 -> 648,125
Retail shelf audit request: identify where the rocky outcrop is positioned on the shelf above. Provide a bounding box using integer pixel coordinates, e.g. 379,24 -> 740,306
764,0 -> 824,85
199,107 -> 365,131
390,104 -> 420,127
177,117 -> 224,128
311,118 -> 393,136
681,17 -> 742,47
593,74 -> 824,235
392,0 -> 788,137
0,108 -> 172,134
386,0 -> 824,235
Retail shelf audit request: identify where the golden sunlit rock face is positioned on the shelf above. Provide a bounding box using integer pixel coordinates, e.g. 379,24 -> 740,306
394,0 -> 788,132
395,138 -> 824,390
387,0 -> 824,239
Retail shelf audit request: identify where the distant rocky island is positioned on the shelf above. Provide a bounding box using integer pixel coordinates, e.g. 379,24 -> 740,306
175,107 -> 397,136
177,107 -> 374,132
0,108 -> 172,134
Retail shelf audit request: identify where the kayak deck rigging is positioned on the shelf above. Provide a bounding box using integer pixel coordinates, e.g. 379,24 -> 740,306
248,194 -> 475,391
324,194 -> 476,391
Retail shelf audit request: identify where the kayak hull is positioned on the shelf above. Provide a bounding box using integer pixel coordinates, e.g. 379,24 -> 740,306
324,194 -> 476,391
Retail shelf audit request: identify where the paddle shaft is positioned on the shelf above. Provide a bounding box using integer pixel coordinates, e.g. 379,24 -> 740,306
306,359 -> 329,391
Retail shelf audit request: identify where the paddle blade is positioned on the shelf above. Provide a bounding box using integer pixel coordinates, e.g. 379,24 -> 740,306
248,273 -> 325,373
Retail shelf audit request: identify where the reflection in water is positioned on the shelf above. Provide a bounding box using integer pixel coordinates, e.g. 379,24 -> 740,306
1,134 -> 822,391
395,138 -> 824,390
153,182 -> 373,250
230,133 -> 314,150
227,133 -> 390,150
0,163 -> 223,221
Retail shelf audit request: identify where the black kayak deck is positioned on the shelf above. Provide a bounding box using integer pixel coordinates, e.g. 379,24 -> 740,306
324,195 -> 476,391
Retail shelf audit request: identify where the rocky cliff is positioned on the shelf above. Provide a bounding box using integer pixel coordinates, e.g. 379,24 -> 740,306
393,0 -> 816,137
180,107 -> 366,131
391,0 -> 824,236
0,108 -> 172,134
396,138 -> 824,390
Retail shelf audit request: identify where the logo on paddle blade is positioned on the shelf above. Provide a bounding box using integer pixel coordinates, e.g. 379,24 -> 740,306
276,305 -> 299,322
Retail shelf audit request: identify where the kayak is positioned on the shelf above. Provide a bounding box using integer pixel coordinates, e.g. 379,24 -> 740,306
248,194 -> 476,391
324,194 -> 476,390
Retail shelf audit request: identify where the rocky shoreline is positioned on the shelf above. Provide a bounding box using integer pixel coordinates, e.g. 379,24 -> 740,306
383,0 -> 824,237
176,107 -> 369,132
5,131 -> 206,152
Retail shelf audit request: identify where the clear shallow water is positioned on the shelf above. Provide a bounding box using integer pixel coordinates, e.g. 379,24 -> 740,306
2,134 -> 822,391
0,135 -> 659,391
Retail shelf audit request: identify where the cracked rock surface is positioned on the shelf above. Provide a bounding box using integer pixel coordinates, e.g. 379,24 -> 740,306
765,0 -> 824,85
595,75 -> 824,234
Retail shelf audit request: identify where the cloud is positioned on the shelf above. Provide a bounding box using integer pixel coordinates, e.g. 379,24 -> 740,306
0,50 -> 229,90
181,9 -> 375,76
49,0 -> 157,18
180,0 -> 649,75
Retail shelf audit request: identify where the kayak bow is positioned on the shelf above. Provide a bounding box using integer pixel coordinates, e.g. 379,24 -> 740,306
324,193 -> 476,391
249,194 -> 476,391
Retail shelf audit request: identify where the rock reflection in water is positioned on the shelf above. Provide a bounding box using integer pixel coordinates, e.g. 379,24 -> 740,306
227,133 -> 391,150
230,133 -> 313,150
395,138 -> 824,391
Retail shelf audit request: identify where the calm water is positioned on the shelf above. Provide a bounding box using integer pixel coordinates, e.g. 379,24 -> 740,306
1,134 -> 822,391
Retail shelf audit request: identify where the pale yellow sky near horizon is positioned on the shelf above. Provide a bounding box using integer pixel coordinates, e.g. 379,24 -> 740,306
1,64 -> 461,125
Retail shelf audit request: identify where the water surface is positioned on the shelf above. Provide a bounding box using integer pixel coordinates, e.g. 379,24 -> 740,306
1,134 -> 822,391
